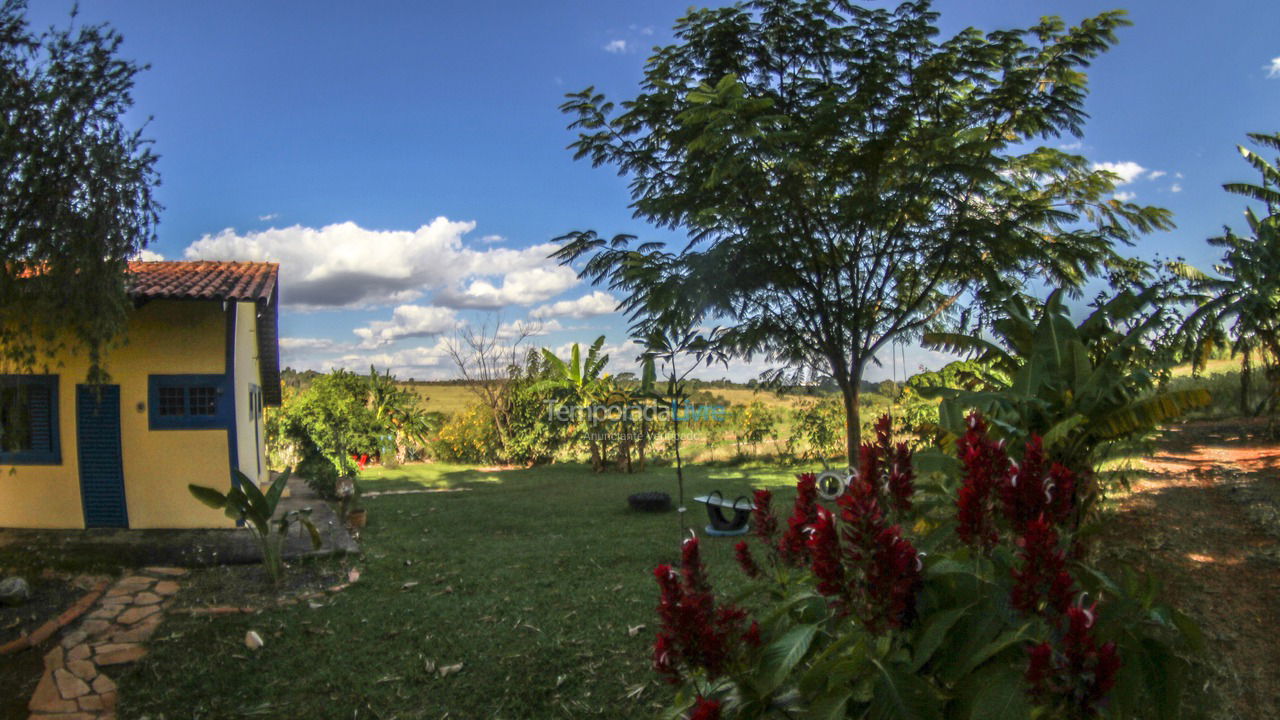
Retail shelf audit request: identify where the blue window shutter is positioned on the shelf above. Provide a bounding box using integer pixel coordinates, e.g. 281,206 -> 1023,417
27,382 -> 51,452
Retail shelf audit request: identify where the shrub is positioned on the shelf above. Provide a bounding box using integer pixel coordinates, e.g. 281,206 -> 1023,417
430,403 -> 503,463
650,414 -> 1200,719
788,398 -> 846,461
275,369 -> 381,477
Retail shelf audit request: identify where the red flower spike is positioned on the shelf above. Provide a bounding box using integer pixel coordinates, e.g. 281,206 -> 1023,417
651,542 -> 760,682
1010,516 -> 1075,616
689,697 -> 722,720
681,537 -> 710,594
734,540 -> 761,579
955,412 -> 1009,550
808,507 -> 846,600
1025,604 -> 1123,715
865,525 -> 922,630
752,488 -> 778,544
778,474 -> 819,566
887,441 -> 915,512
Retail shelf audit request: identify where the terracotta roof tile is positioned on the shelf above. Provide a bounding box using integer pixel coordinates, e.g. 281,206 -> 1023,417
126,261 -> 278,302
126,261 -> 283,405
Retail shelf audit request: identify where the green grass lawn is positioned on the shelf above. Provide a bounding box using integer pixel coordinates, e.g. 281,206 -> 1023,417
116,461 -> 810,719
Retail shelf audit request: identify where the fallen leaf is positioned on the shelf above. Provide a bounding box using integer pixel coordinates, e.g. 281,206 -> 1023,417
244,630 -> 264,650
348,568 -> 361,583
438,662 -> 463,678
627,624 -> 646,637
401,581 -> 419,590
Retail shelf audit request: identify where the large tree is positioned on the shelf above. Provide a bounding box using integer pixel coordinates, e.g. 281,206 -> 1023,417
0,1 -> 160,381
553,0 -> 1171,457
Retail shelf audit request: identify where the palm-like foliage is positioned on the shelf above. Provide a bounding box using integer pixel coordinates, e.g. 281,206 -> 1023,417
921,288 -> 1210,520
189,469 -> 321,587
540,336 -> 611,470
1175,132 -> 1280,418
365,365 -> 437,462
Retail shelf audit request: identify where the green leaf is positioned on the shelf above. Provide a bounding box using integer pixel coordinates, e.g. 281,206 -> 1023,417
953,663 -> 1032,720
757,624 -> 819,695
910,605 -> 971,671
869,660 -> 943,720
188,484 -> 227,510
953,625 -> 1034,679
1170,609 -> 1205,653
264,468 -> 291,511
804,690 -> 852,720
299,517 -> 323,550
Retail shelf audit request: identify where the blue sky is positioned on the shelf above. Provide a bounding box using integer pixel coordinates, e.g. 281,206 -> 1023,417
23,0 -> 1280,382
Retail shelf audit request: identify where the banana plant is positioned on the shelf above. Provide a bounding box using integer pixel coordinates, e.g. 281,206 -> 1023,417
1173,132 -> 1280,420
920,288 -> 1210,522
189,469 -> 321,587
539,335 -> 612,471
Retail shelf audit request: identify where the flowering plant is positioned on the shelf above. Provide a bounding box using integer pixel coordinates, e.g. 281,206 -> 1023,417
651,414 -> 1200,719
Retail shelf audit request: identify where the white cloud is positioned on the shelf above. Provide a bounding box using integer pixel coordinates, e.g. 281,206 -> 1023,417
478,234 -> 505,244
258,213 -> 279,222
1170,183 -> 1182,193
435,266 -> 579,309
132,249 -> 165,261
280,337 -> 347,351
1146,170 -> 1166,180
1091,161 -> 1147,185
604,39 -> 628,53
183,218 -> 578,310
1112,191 -> 1136,203
529,291 -> 618,319
1058,141 -> 1083,151
1266,57 -> 1280,79
497,318 -> 563,340
353,305 -> 458,348
336,338 -> 457,379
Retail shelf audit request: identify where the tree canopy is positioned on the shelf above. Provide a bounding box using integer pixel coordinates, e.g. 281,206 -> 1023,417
0,0 -> 160,381
553,0 -> 1172,455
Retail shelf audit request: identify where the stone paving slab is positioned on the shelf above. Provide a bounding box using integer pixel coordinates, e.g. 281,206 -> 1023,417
27,567 -> 184,720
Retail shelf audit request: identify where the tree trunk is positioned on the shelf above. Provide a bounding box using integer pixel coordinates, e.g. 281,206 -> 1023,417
673,409 -> 686,536
587,424 -> 602,472
840,380 -> 861,463
637,412 -> 649,472
1241,348 -> 1253,416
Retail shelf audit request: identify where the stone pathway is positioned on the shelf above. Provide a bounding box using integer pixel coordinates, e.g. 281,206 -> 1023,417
27,567 -> 186,720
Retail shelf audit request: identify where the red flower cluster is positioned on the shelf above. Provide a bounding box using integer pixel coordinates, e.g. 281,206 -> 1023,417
778,473 -> 819,565
751,488 -> 778,543
1010,516 -> 1076,616
858,415 -> 914,513
807,474 -> 922,631
653,538 -> 757,682
887,441 -> 915,513
1001,436 -> 1076,533
1026,604 -> 1121,715
956,413 -> 1009,550
734,540 -> 760,579
957,414 -> 1081,550
688,696 -> 722,720
807,507 -> 845,598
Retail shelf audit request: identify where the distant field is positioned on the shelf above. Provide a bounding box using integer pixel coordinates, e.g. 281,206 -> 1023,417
399,382 -> 481,416
397,381 -> 840,418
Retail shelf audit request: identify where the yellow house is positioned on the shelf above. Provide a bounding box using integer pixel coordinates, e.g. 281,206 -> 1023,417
0,261 -> 281,529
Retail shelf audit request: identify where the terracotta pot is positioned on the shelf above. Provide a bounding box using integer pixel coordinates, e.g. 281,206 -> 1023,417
346,509 -> 368,529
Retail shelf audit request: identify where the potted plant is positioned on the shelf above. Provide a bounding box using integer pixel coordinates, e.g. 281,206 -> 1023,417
338,476 -> 367,529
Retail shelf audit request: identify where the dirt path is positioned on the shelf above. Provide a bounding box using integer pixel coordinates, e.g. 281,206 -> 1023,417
1101,419 -> 1280,720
